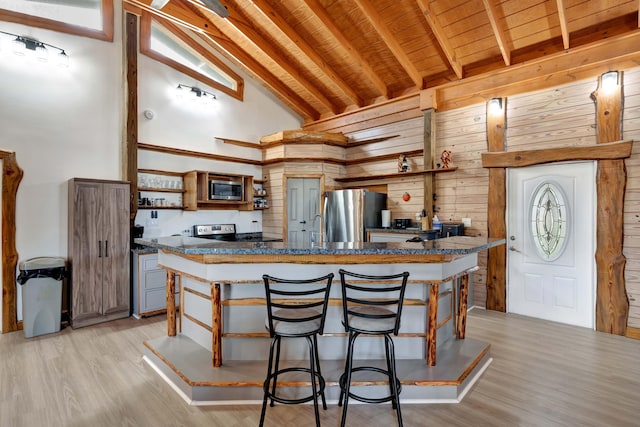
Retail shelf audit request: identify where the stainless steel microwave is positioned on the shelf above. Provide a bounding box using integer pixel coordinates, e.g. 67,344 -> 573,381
209,177 -> 243,201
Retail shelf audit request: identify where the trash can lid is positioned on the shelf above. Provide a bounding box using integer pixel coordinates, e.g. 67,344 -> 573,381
19,257 -> 66,271
17,257 -> 67,284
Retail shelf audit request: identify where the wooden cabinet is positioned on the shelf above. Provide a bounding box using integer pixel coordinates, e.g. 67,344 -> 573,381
68,178 -> 130,328
132,252 -> 169,318
183,170 -> 253,211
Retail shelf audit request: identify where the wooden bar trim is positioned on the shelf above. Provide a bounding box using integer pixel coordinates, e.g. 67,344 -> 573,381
262,157 -> 345,166
1,151 -> 23,333
183,312 -> 212,332
137,168 -> 185,177
211,283 -> 222,368
173,252 -> 457,264
427,282 -> 439,366
481,140 -> 633,168
183,286 -> 210,300
166,271 -> 176,336
626,327 -> 640,339
457,273 -> 469,339
138,142 -> 262,165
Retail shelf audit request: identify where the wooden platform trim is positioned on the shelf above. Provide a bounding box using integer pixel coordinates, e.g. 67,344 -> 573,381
335,166 -> 458,183
144,334 -> 491,389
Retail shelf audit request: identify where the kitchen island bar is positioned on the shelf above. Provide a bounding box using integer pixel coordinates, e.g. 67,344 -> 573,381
137,236 -> 504,404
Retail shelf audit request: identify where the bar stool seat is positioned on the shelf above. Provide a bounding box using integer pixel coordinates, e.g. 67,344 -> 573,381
259,273 -> 334,427
338,268 -> 409,427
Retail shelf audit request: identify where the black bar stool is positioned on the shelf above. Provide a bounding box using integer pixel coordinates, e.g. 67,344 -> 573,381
259,273 -> 334,427
338,268 -> 409,427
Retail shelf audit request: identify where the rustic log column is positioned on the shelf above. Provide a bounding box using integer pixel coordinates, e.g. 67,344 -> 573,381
427,282 -> 439,366
457,273 -> 469,339
591,72 -> 629,335
1,151 -> 23,333
166,271 -> 176,336
125,12 -> 138,226
211,283 -> 222,367
486,98 -> 507,311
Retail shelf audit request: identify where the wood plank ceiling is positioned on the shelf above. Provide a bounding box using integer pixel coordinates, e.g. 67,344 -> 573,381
124,0 -> 640,124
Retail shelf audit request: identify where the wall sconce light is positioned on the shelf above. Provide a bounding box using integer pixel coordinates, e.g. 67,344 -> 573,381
176,84 -> 216,103
601,71 -> 620,92
488,97 -> 503,114
0,30 -> 69,67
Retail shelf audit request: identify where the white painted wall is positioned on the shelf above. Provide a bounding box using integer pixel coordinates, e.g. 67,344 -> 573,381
0,8 -> 301,321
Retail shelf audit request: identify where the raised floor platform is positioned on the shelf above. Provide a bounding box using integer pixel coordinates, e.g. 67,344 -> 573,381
143,335 -> 492,406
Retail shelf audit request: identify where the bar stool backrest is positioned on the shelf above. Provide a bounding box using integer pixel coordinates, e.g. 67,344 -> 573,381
338,269 -> 409,335
262,273 -> 334,337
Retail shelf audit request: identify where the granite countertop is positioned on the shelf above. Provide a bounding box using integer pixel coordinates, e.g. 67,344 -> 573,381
135,235 -> 505,256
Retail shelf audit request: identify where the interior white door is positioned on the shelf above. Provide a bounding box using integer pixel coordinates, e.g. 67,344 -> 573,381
507,162 -> 595,328
286,178 -> 320,245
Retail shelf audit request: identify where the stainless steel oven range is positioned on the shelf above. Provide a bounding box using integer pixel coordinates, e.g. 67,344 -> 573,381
192,224 -> 237,241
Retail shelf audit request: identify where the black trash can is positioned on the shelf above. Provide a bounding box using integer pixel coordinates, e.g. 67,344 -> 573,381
17,257 -> 66,338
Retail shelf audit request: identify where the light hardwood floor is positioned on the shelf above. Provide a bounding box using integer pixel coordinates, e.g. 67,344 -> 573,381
1,309 -> 638,427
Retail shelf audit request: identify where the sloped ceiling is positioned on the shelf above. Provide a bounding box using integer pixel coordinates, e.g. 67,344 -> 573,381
124,0 -> 640,125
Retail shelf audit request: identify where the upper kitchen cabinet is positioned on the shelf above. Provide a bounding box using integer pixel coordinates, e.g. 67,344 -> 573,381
68,178 -> 130,328
183,170 -> 253,211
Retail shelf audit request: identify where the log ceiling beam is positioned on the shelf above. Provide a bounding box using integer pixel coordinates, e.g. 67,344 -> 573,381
249,0 -> 363,108
354,0 -> 424,89
302,0 -> 389,99
123,0 -> 319,120
214,0 -> 338,114
416,0 -> 463,79
482,0 -> 511,66
556,0 -> 570,49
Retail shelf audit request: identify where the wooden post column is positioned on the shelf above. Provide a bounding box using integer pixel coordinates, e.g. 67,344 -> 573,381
211,283 -> 222,367
591,72 -> 629,335
1,151 -> 23,333
166,271 -> 176,336
485,98 -> 507,311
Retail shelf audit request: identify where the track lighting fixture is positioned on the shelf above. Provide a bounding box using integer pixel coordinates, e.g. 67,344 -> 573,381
176,84 -> 217,103
0,30 -> 69,67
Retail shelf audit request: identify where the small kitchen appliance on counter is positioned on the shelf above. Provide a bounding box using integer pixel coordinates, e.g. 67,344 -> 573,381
441,222 -> 465,238
394,218 -> 412,229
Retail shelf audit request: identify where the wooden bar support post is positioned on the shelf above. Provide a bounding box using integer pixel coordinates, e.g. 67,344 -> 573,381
166,271 -> 176,336
427,282 -> 439,366
211,283 -> 222,367
485,98 -> 507,311
591,72 -> 629,335
457,274 -> 469,339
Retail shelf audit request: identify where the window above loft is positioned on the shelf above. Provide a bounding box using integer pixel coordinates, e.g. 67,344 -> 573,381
0,0 -> 113,41
140,13 -> 244,101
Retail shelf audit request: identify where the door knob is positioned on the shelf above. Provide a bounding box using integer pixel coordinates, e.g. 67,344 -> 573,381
300,220 -> 306,224
509,246 -> 520,252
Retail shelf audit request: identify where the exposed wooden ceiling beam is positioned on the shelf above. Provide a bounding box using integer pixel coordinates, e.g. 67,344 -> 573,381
556,0 -> 570,49
124,0 -> 319,120
248,0 -> 363,108
416,0 -> 463,79
302,0 -> 389,99
352,0 -> 424,89
482,0 -> 511,66
221,0 -> 338,115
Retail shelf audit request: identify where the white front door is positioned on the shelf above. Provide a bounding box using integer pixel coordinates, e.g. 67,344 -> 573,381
507,162 -> 596,328
286,178 -> 320,245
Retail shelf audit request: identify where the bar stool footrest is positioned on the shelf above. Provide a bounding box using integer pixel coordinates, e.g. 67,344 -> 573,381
264,367 -> 326,405
338,366 -> 402,404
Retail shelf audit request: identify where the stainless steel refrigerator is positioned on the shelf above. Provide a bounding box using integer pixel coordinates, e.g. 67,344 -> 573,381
323,189 -> 387,242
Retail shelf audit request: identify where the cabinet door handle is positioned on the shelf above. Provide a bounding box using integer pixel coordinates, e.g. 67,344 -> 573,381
99,240 -> 102,258
105,240 -> 109,257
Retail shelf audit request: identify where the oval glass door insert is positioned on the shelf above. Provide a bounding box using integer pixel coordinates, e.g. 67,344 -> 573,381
530,181 -> 569,261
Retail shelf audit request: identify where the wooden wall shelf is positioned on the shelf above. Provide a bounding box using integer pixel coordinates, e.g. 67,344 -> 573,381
334,167 -> 458,183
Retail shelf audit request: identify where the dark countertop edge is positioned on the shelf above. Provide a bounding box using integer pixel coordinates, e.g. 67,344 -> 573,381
135,236 -> 505,256
367,228 -> 438,234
